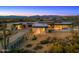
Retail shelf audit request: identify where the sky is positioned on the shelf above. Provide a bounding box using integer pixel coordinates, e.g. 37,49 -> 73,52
0,6 -> 79,16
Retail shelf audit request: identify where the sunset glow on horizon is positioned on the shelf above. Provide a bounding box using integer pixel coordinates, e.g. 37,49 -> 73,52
0,6 -> 79,16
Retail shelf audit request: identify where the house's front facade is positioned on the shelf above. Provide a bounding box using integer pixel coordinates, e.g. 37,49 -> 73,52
32,23 -> 48,35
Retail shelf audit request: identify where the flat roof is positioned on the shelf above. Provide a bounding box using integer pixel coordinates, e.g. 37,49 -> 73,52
54,22 -> 73,24
32,22 -> 48,28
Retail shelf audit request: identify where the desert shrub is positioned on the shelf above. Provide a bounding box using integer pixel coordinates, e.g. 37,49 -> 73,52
48,44 -> 63,53
74,44 -> 79,49
72,34 -> 79,44
24,35 -> 28,40
42,33 -> 79,53
26,44 -> 32,48
64,44 -> 76,53
48,30 -> 52,33
40,40 -> 49,44
8,48 -> 24,53
74,43 -> 79,52
44,51 -> 48,53
9,48 -> 36,53
32,35 -> 37,40
29,29 -> 32,33
0,37 -> 3,41
20,49 -> 36,53
40,37 -> 51,44
33,45 -> 43,50
49,37 -> 57,43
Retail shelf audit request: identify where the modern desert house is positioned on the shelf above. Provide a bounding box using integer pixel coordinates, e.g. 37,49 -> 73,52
32,22 -> 48,35
32,22 -> 73,34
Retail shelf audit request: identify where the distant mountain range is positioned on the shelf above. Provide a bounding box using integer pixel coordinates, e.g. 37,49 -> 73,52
0,15 -> 78,19
0,15 -> 59,18
0,15 -> 28,18
28,15 -> 59,18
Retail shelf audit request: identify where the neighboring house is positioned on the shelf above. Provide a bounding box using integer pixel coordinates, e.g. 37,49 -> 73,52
32,22 -> 48,35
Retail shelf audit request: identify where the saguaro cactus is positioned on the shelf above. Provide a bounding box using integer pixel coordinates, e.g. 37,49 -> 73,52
1,24 -> 10,52
3,24 -> 7,49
